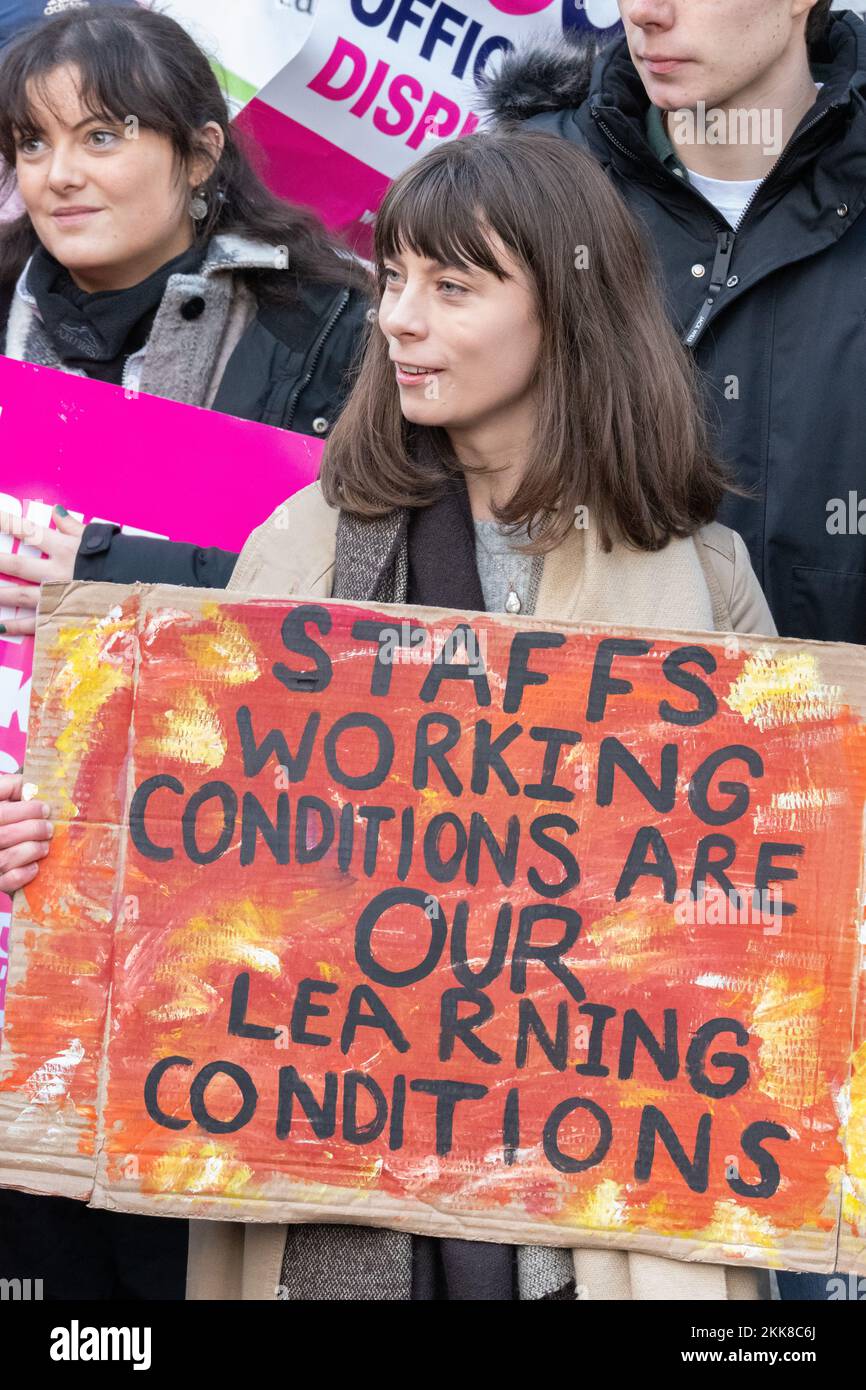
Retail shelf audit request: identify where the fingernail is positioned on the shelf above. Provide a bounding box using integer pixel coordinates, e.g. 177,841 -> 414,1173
41,802 -> 51,816
55,505 -> 68,517
45,821 -> 54,837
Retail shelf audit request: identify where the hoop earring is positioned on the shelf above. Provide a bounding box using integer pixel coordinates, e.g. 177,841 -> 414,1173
189,185 -> 208,221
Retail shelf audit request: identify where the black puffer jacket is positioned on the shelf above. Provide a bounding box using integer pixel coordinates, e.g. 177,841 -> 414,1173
484,9 -> 866,643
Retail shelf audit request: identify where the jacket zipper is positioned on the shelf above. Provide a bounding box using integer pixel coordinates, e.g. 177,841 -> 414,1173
592,102 -> 841,348
284,287 -> 351,430
682,228 -> 735,347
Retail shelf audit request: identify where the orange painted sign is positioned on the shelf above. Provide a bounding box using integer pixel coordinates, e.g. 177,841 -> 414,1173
1,580 -> 865,1274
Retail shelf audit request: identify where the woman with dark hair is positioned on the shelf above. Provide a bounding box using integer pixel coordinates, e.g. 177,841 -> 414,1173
1,128 -> 775,1300
0,4 -> 372,595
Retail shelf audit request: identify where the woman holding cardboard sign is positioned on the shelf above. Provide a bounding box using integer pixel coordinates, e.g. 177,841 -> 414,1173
0,129 -> 777,1299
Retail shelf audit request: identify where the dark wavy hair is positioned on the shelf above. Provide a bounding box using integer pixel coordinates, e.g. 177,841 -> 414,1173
322,129 -> 731,554
0,5 -> 372,303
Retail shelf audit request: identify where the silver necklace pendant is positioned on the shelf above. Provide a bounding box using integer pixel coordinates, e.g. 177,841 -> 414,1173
505,587 -> 522,614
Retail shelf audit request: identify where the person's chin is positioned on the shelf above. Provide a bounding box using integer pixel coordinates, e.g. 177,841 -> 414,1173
40,233 -> 109,270
639,70 -> 706,113
396,392 -> 451,426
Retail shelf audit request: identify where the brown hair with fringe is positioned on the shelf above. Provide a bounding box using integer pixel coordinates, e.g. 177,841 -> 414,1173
321,129 -> 731,554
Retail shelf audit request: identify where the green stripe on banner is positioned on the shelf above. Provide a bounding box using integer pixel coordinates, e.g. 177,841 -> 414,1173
209,60 -> 258,108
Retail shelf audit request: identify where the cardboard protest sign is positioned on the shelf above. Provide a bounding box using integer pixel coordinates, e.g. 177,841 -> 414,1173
0,356 -> 323,1026
1,581 -> 865,1274
235,1 -> 621,255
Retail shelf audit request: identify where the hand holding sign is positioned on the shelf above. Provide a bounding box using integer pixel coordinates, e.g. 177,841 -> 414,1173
0,773 -> 52,896
0,507 -> 84,637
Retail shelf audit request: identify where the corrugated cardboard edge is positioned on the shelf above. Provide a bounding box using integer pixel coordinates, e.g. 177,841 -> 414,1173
89,1177 -> 842,1274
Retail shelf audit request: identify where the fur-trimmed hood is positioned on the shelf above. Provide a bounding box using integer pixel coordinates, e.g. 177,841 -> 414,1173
477,30 -> 622,125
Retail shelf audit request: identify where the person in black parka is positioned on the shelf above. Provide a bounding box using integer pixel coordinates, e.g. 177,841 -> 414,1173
481,1 -> 866,646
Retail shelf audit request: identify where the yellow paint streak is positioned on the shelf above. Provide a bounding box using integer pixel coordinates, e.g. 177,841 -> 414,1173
355,1156 -> 384,1187
417,785 -> 451,812
142,688 -> 227,770
150,901 -> 282,1019
148,1141 -> 253,1197
646,1193 -> 674,1221
725,650 -> 841,730
584,906 -> 679,969
841,1172 -> 866,1239
701,1198 -> 779,1252
148,975 -> 219,1023
567,1178 -> 628,1230
183,608 -> 260,685
51,609 -> 136,817
843,1040 -> 866,1236
616,1085 -> 676,1110
752,973 -> 824,1110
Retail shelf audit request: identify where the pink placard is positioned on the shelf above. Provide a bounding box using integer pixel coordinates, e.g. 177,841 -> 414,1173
0,354 -> 323,1025
236,100 -> 390,261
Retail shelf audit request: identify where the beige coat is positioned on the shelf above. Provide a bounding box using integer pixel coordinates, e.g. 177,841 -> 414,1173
187,483 -> 777,1301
